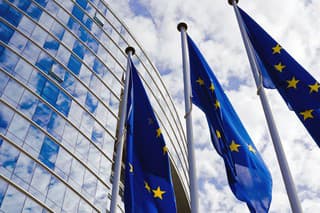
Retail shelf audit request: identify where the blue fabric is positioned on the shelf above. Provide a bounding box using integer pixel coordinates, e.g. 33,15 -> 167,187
187,35 -> 272,212
124,60 -> 177,213
239,7 -> 320,147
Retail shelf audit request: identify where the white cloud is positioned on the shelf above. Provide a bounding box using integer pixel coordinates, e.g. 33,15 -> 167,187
108,0 -> 320,212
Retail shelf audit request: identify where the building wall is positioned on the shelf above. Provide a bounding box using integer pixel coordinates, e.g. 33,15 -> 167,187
0,0 -> 189,212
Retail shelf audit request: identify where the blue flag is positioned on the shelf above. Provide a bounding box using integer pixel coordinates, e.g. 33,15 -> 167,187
124,59 -> 177,213
187,35 -> 272,212
239,7 -> 320,147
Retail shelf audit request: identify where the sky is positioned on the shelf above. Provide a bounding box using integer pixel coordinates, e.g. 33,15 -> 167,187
107,0 -> 320,212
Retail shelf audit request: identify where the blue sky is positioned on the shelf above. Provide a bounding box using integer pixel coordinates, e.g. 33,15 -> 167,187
108,0 -> 320,212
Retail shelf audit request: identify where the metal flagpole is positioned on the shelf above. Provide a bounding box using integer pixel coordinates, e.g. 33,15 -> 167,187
110,46 -> 135,213
229,1 -> 302,212
177,22 -> 199,213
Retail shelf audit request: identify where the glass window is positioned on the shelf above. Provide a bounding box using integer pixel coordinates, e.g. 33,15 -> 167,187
55,91 -> 71,117
26,3 -> 42,21
56,45 -> 70,65
61,29 -> 76,49
41,80 -> 59,105
85,92 -> 98,113
22,41 -> 41,65
22,197 -> 43,213
79,66 -> 91,85
61,123 -> 78,149
61,72 -> 76,94
31,26 -> 48,48
75,134 -> 90,161
6,113 -> 30,145
46,175 -> 66,211
18,89 -> 39,118
27,70 -> 46,95
0,48 -> 19,73
76,0 -> 88,9
99,156 -> 112,183
69,159 -> 85,189
93,58 -> 106,77
80,112 -> 94,138
91,122 -> 104,147
94,181 -> 108,212
78,26 -> 89,43
68,99 -> 83,127
0,178 -> 8,207
56,7 -> 70,26
14,59 -> 33,83
0,141 -> 20,178
38,137 -> 59,170
24,125 -> 45,157
72,5 -> 85,23
83,14 -> 93,30
35,51 -> 54,74
0,185 -> 26,212
54,148 -> 72,180
73,41 -> 85,60
103,133 -> 114,159
45,0 -> 59,17
17,16 -> 36,37
62,188 -> 80,212
39,11 -> 54,30
87,145 -> 101,173
78,199 -> 93,213
1,4 -> 22,27
8,31 -> 28,53
51,21 -> 65,41
0,22 -> 14,44
12,153 -> 36,190
68,54 -> 82,75
82,168 -> 97,199
0,71 -> 9,95
44,35 -> 60,56
47,112 -> 66,141
2,78 -> 24,107
34,0 -> 48,7
29,165 -> 51,202
73,81 -> 87,105
32,102 -> 52,128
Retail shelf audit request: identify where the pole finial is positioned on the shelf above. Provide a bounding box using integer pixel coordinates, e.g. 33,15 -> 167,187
177,22 -> 188,32
125,46 -> 135,55
228,0 -> 239,6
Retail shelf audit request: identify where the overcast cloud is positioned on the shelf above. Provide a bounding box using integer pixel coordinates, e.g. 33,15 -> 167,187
107,0 -> 320,212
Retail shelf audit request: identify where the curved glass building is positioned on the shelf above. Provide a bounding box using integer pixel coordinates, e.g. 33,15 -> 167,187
0,0 -> 189,212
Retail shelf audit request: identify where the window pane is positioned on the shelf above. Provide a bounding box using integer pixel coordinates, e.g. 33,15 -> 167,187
24,125 -> 45,157
46,175 -> 66,211
0,141 -> 19,177
0,103 -> 14,134
38,137 -> 59,170
18,89 -> 39,119
0,185 -> 26,212
6,113 -> 30,145
32,102 -> 52,128
12,153 -> 36,190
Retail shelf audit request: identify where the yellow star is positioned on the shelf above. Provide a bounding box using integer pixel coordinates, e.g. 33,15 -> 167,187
300,109 -> 314,121
163,146 -> 168,155
308,82 -> 320,93
287,76 -> 299,89
272,44 -> 282,54
196,77 -> 204,86
214,100 -> 220,109
129,163 -> 134,173
209,83 -> 215,92
216,130 -> 221,139
274,62 -> 286,72
229,140 -> 240,152
248,145 -> 256,153
144,181 -> 151,192
152,186 -> 166,200
156,128 -> 162,138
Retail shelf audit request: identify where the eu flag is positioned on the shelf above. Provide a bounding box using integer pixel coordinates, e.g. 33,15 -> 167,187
124,59 -> 177,212
238,7 -> 320,147
187,35 -> 272,212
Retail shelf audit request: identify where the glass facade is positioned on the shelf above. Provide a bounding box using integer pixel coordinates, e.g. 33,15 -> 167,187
0,0 -> 189,212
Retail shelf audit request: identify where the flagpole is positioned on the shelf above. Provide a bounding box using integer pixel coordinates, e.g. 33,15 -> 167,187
110,46 -> 135,213
229,1 -> 302,212
177,22 -> 199,213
